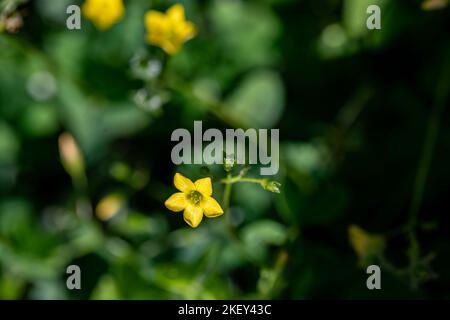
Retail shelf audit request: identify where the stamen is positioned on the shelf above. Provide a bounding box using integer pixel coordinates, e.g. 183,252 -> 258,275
189,190 -> 202,205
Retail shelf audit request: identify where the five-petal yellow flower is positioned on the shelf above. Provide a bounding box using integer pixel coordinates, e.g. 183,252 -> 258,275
82,0 -> 125,30
145,4 -> 197,55
165,173 -> 224,228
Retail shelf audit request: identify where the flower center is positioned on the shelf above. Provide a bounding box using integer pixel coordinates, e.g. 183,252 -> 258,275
189,190 -> 202,205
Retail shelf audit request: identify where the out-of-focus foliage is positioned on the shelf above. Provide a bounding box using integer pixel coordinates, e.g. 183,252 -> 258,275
0,0 -> 450,299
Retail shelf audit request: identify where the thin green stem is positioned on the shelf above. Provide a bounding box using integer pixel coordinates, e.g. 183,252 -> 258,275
408,101 -> 446,231
221,173 -> 236,237
220,176 -> 264,185
404,53 -> 450,288
408,52 -> 450,231
221,175 -> 255,257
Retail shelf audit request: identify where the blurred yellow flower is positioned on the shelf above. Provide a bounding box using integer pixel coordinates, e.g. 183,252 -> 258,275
348,224 -> 385,265
82,0 -> 125,30
96,193 -> 124,221
165,173 -> 223,228
421,0 -> 448,10
145,4 -> 197,55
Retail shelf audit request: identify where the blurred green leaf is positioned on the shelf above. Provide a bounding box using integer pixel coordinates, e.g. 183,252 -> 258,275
0,198 -> 32,239
90,275 -> 121,300
0,121 -> 20,163
210,0 -> 281,70
20,103 -> 59,137
0,272 -> 26,299
283,142 -> 329,176
29,280 -> 67,299
234,182 -> 272,220
110,212 -> 167,238
153,263 -> 231,299
241,220 -> 287,263
226,70 -> 284,128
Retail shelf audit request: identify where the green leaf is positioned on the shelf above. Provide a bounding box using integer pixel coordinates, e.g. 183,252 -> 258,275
0,272 -> 26,299
241,220 -> 287,262
110,212 -> 167,237
90,275 -> 121,300
226,70 -> 284,128
0,198 -> 32,239
20,103 -> 59,137
0,121 -> 20,164
234,183 -> 272,219
210,0 -> 281,70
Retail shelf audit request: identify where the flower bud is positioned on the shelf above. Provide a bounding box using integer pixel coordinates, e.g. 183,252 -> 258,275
223,154 -> 235,172
95,193 -> 125,221
58,132 -> 85,180
261,179 -> 281,193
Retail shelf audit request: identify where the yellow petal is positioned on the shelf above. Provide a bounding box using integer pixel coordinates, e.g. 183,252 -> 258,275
194,177 -> 212,197
348,224 -> 385,261
201,196 -> 224,217
167,3 -> 185,23
161,39 -> 180,55
348,225 -> 368,258
164,192 -> 187,212
145,11 -> 168,30
176,21 -> 197,40
144,4 -> 196,54
174,173 -> 194,193
183,204 -> 203,228
82,0 -> 124,30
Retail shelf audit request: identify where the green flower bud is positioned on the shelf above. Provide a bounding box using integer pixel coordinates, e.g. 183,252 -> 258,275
261,179 -> 281,193
223,154 -> 235,172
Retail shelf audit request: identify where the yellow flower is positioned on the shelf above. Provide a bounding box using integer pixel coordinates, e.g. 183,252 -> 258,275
421,0 -> 448,10
165,173 -> 224,228
348,224 -> 385,265
82,0 -> 125,30
95,193 -> 124,221
144,4 -> 197,55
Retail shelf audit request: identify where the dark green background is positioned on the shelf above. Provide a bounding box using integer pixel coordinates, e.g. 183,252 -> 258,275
0,0 -> 449,299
